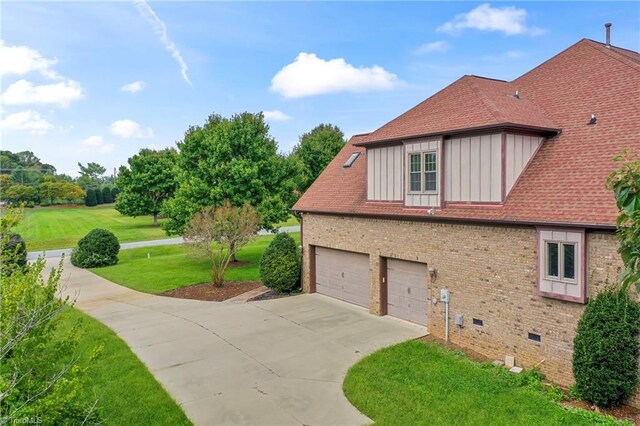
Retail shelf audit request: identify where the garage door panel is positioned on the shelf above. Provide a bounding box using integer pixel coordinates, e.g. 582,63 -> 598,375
315,247 -> 370,308
387,259 -> 428,326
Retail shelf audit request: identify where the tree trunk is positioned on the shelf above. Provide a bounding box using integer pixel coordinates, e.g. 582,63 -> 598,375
213,264 -> 224,288
230,241 -> 238,262
153,212 -> 158,226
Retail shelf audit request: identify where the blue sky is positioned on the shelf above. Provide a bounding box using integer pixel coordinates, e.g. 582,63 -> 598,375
1,1 -> 638,176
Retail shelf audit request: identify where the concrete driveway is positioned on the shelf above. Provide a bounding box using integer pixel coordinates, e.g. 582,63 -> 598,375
48,257 -> 425,425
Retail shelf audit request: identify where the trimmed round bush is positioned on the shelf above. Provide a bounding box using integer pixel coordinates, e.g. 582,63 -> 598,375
572,289 -> 640,408
259,232 -> 300,292
70,228 -> 120,268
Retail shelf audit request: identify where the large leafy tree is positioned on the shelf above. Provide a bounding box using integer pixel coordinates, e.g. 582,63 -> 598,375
116,148 -> 178,225
291,123 -> 346,193
163,112 -> 292,235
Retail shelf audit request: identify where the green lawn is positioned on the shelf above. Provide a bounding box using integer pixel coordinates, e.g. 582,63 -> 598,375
343,340 -> 619,426
16,205 -> 299,252
17,205 -> 169,251
91,232 -> 301,293
279,215 -> 299,227
55,307 -> 190,425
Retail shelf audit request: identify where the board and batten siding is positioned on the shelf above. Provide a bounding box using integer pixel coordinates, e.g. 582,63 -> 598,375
445,134 -> 502,203
367,145 -> 404,201
405,139 -> 441,207
505,134 -> 544,194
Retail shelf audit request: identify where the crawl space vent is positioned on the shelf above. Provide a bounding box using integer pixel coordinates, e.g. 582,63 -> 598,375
528,332 -> 542,343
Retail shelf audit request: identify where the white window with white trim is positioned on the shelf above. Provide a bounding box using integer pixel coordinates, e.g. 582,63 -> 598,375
408,151 -> 438,193
538,229 -> 586,303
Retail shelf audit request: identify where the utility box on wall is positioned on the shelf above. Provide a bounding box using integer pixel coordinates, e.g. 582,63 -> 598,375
454,314 -> 464,326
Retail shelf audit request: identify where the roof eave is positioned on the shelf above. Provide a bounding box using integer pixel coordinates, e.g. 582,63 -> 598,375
354,123 -> 561,147
292,209 -> 615,231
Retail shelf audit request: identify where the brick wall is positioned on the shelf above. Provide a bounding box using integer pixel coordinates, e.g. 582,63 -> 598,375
301,213 -> 640,407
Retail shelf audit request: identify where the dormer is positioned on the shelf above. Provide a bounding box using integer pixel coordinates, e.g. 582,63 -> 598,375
364,129 -> 553,208
357,75 -> 560,208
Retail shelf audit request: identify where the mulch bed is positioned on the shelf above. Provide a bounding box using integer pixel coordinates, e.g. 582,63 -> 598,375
160,281 -> 262,302
248,290 -> 294,302
420,335 -> 640,424
563,400 -> 640,425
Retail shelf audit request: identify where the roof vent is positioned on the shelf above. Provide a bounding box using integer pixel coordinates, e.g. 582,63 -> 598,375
343,152 -> 360,168
588,114 -> 597,125
513,90 -> 520,99
605,23 -> 612,47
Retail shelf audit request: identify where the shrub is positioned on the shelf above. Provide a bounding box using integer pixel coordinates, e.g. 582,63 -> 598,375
95,187 -> 104,204
1,232 -> 27,275
70,228 -> 120,268
572,288 -> 640,407
85,189 -> 97,207
259,232 -> 300,292
102,186 -> 113,204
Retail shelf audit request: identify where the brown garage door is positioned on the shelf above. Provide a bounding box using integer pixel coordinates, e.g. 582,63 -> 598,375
315,247 -> 370,308
387,259 -> 428,325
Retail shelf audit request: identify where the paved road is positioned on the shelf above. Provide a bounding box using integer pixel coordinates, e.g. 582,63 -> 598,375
28,226 -> 300,260
46,257 -> 425,425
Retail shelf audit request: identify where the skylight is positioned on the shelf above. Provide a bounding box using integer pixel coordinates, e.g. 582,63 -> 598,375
343,152 -> 361,168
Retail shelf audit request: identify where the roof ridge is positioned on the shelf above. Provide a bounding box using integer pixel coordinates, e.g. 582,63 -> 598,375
464,76 -> 505,123
581,39 -> 640,69
584,38 -> 640,55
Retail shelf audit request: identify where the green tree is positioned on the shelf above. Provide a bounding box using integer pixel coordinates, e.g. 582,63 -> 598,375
9,167 -> 41,187
607,152 -> 640,292
116,148 -> 178,225
163,112 -> 291,235
291,123 -> 346,193
60,182 -> 85,203
85,188 -> 97,207
39,181 -> 63,205
77,162 -> 106,190
5,185 -> 35,203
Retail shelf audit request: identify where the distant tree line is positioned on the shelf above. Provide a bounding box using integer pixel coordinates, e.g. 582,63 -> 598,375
0,150 -> 119,208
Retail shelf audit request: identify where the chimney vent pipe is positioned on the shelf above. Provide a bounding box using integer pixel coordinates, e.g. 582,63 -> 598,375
605,23 -> 612,47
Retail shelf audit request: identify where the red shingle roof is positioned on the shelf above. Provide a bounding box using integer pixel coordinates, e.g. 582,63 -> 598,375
293,39 -> 640,228
358,75 -> 559,145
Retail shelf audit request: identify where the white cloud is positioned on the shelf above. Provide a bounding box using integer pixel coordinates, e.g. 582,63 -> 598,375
81,135 -> 115,154
133,0 -> 192,87
109,119 -> 154,139
121,80 -> 146,94
0,40 -> 60,79
414,41 -> 450,54
0,110 -> 53,134
271,53 -> 400,98
2,79 -> 83,108
437,3 -> 544,36
263,110 -> 291,121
